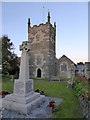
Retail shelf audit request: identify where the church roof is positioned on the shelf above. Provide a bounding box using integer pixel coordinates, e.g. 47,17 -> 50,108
59,55 -> 76,66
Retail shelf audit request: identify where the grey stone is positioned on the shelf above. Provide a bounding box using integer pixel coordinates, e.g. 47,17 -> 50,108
2,41 -> 45,114
1,96 -> 62,118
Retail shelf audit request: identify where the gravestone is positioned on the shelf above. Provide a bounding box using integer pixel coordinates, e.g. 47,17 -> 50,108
3,41 -> 45,114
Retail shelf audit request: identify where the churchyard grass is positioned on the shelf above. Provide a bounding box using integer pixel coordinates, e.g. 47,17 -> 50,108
34,79 -> 83,118
1,75 -> 14,93
1,75 -> 83,118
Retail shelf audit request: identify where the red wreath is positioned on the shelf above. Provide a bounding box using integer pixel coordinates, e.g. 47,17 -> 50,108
49,101 -> 55,108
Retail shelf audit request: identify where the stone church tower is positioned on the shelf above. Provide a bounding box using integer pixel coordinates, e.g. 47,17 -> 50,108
28,12 -> 56,78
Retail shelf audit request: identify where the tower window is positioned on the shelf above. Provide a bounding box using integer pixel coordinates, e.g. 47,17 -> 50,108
36,34 -> 40,41
36,55 -> 42,65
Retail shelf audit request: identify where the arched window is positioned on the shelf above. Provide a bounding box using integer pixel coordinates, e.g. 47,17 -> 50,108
37,68 -> 41,77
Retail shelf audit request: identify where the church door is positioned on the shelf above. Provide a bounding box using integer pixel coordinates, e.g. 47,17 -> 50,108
37,68 -> 41,77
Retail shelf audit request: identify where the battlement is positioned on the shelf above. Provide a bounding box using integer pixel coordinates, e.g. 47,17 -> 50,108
30,22 -> 55,30
28,11 -> 56,33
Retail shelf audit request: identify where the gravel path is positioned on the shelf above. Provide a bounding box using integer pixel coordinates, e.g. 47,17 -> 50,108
0,96 -> 62,118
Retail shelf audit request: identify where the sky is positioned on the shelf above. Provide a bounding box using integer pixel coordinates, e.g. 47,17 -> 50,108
2,2 -> 88,64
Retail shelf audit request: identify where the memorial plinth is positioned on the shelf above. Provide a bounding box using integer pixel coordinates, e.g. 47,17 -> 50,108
3,41 -> 45,114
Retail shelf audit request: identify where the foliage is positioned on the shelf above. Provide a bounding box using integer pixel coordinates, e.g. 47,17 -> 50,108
73,77 -> 88,98
1,35 -> 19,75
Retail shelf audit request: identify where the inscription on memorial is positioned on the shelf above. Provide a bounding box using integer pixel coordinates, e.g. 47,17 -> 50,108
14,81 -> 25,95
14,80 -> 33,95
26,81 -> 33,93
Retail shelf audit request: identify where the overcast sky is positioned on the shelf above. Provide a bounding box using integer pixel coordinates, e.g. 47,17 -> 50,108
2,2 -> 88,64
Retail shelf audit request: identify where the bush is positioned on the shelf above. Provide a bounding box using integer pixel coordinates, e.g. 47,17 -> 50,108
74,78 -> 88,98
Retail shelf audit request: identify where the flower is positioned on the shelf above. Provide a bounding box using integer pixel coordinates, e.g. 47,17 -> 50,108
49,101 -> 55,108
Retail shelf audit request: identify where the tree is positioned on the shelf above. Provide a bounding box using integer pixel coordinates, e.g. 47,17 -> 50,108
1,35 -> 19,76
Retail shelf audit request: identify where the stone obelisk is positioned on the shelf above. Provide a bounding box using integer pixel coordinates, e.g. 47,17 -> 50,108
3,41 -> 45,114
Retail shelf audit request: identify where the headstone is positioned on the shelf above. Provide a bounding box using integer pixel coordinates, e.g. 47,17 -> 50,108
3,41 -> 45,114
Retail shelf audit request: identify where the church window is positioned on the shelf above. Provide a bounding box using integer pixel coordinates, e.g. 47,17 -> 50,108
60,63 -> 67,71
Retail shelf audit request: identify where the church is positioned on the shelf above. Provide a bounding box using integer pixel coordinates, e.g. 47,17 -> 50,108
28,12 -> 76,79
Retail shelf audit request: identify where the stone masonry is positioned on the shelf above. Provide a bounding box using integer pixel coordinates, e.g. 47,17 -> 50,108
26,12 -> 76,79
28,12 -> 56,79
2,41 -> 45,114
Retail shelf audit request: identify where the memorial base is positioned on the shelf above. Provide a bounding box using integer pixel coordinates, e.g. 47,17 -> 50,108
3,93 -> 44,114
2,79 -> 45,114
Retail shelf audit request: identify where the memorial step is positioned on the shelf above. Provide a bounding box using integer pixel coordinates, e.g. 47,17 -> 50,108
2,94 -> 45,114
3,92 -> 42,104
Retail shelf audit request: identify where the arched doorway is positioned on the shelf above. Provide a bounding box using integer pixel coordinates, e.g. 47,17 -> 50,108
37,68 -> 41,77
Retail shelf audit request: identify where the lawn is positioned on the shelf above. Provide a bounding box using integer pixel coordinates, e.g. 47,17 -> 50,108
1,75 -> 83,118
1,75 -> 14,93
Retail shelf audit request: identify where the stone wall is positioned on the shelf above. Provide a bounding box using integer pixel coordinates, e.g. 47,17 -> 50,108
85,62 -> 90,79
27,18 -> 77,79
79,96 -> 89,118
58,55 -> 76,78
28,22 -> 56,78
